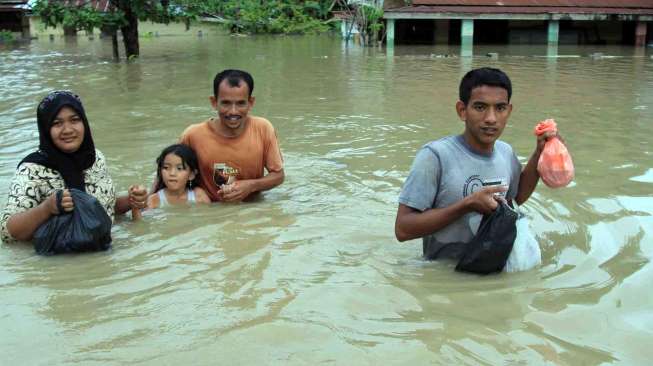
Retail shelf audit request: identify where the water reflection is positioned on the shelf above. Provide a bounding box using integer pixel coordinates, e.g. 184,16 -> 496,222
1,35 -> 652,363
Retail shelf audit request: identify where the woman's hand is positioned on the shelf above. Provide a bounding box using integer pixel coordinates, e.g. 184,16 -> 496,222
47,189 -> 74,215
114,185 -> 147,215
128,185 -> 148,209
6,189 -> 72,242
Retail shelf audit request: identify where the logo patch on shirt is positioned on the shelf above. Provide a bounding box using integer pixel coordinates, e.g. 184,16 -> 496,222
463,175 -> 483,197
463,175 -> 507,197
464,176 -> 508,234
213,163 -> 239,187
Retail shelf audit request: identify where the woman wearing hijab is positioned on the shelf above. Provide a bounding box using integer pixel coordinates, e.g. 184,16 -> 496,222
0,90 -> 147,244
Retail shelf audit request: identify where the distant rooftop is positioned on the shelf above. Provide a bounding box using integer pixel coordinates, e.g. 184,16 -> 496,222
54,0 -> 111,11
0,0 -> 29,12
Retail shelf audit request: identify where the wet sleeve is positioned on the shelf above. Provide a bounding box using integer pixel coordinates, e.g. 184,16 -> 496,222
264,123 -> 284,173
507,151 -> 522,202
398,147 -> 440,212
1,166 -> 43,244
85,150 -> 116,220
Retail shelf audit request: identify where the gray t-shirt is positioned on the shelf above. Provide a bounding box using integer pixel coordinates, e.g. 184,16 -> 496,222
398,135 -> 522,259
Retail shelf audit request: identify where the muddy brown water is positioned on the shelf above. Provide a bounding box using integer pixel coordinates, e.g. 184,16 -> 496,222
1,33 -> 652,364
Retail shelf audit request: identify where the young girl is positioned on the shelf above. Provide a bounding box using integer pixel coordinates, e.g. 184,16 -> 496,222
147,144 -> 211,209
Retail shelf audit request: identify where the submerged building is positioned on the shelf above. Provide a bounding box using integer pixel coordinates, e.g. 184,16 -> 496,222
384,0 -> 653,48
0,0 -> 30,39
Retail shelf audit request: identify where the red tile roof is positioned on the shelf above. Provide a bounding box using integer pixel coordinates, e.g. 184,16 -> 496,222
388,5 -> 653,14
59,0 -> 112,12
0,0 -> 113,12
411,0 -> 653,7
0,0 -> 29,12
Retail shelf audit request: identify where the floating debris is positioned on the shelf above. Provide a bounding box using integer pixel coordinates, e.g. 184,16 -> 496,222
429,54 -> 456,58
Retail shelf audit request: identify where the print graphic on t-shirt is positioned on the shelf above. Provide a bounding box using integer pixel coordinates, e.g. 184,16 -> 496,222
464,175 -> 508,234
482,177 -> 508,198
463,175 -> 484,197
213,163 -> 239,187
463,175 -> 508,197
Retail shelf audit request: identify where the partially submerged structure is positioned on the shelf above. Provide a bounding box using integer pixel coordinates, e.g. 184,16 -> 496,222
0,0 -> 30,39
384,0 -> 653,49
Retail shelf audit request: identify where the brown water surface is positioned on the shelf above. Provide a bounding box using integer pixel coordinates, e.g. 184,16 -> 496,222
1,33 -> 652,364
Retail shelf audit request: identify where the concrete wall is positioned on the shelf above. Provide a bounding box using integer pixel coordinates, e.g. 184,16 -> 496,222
29,17 -> 222,38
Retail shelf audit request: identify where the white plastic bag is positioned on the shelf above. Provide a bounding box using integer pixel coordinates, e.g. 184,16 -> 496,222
505,213 -> 541,273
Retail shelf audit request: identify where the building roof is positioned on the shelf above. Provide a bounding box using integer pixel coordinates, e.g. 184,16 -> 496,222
58,0 -> 111,12
0,0 -> 29,13
0,0 -> 111,13
385,0 -> 653,20
410,1 -> 653,6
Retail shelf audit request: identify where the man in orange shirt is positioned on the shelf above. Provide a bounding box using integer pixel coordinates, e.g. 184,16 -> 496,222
180,69 -> 284,202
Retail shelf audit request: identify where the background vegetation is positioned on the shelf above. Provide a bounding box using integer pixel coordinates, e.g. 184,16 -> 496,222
208,0 -> 336,34
32,0 -> 384,59
0,30 -> 15,43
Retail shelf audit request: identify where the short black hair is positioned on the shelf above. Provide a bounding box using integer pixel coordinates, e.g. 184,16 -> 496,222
213,69 -> 254,98
459,67 -> 512,105
154,144 -> 201,192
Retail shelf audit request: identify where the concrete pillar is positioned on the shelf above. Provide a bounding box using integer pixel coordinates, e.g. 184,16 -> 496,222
461,19 -> 474,57
386,19 -> 395,48
548,20 -> 559,45
21,14 -> 30,39
635,21 -> 647,47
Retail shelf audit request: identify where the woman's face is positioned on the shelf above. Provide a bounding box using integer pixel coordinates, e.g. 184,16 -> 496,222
50,106 -> 85,153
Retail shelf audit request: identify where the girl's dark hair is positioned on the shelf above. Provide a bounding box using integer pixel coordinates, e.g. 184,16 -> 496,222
154,144 -> 201,192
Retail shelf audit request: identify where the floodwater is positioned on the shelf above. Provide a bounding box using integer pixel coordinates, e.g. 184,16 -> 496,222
1,32 -> 652,364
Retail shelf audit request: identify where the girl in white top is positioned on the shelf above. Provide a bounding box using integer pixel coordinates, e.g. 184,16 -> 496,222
147,144 -> 211,209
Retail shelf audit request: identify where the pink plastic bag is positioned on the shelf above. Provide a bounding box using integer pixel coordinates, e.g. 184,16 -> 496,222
534,119 -> 574,188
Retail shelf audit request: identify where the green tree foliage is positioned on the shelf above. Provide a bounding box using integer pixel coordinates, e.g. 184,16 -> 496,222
32,1 -> 369,57
32,1 -> 124,34
32,0 -> 201,58
359,3 -> 383,45
336,1 -> 385,46
207,0 -> 337,34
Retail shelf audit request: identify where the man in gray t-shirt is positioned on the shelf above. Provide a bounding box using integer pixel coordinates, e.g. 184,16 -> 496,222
395,68 -> 556,260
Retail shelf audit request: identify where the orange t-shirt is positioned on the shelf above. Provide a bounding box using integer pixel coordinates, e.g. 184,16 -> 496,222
180,116 -> 284,201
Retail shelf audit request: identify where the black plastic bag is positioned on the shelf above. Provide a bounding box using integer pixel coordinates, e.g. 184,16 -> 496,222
455,202 -> 518,274
33,189 -> 112,255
